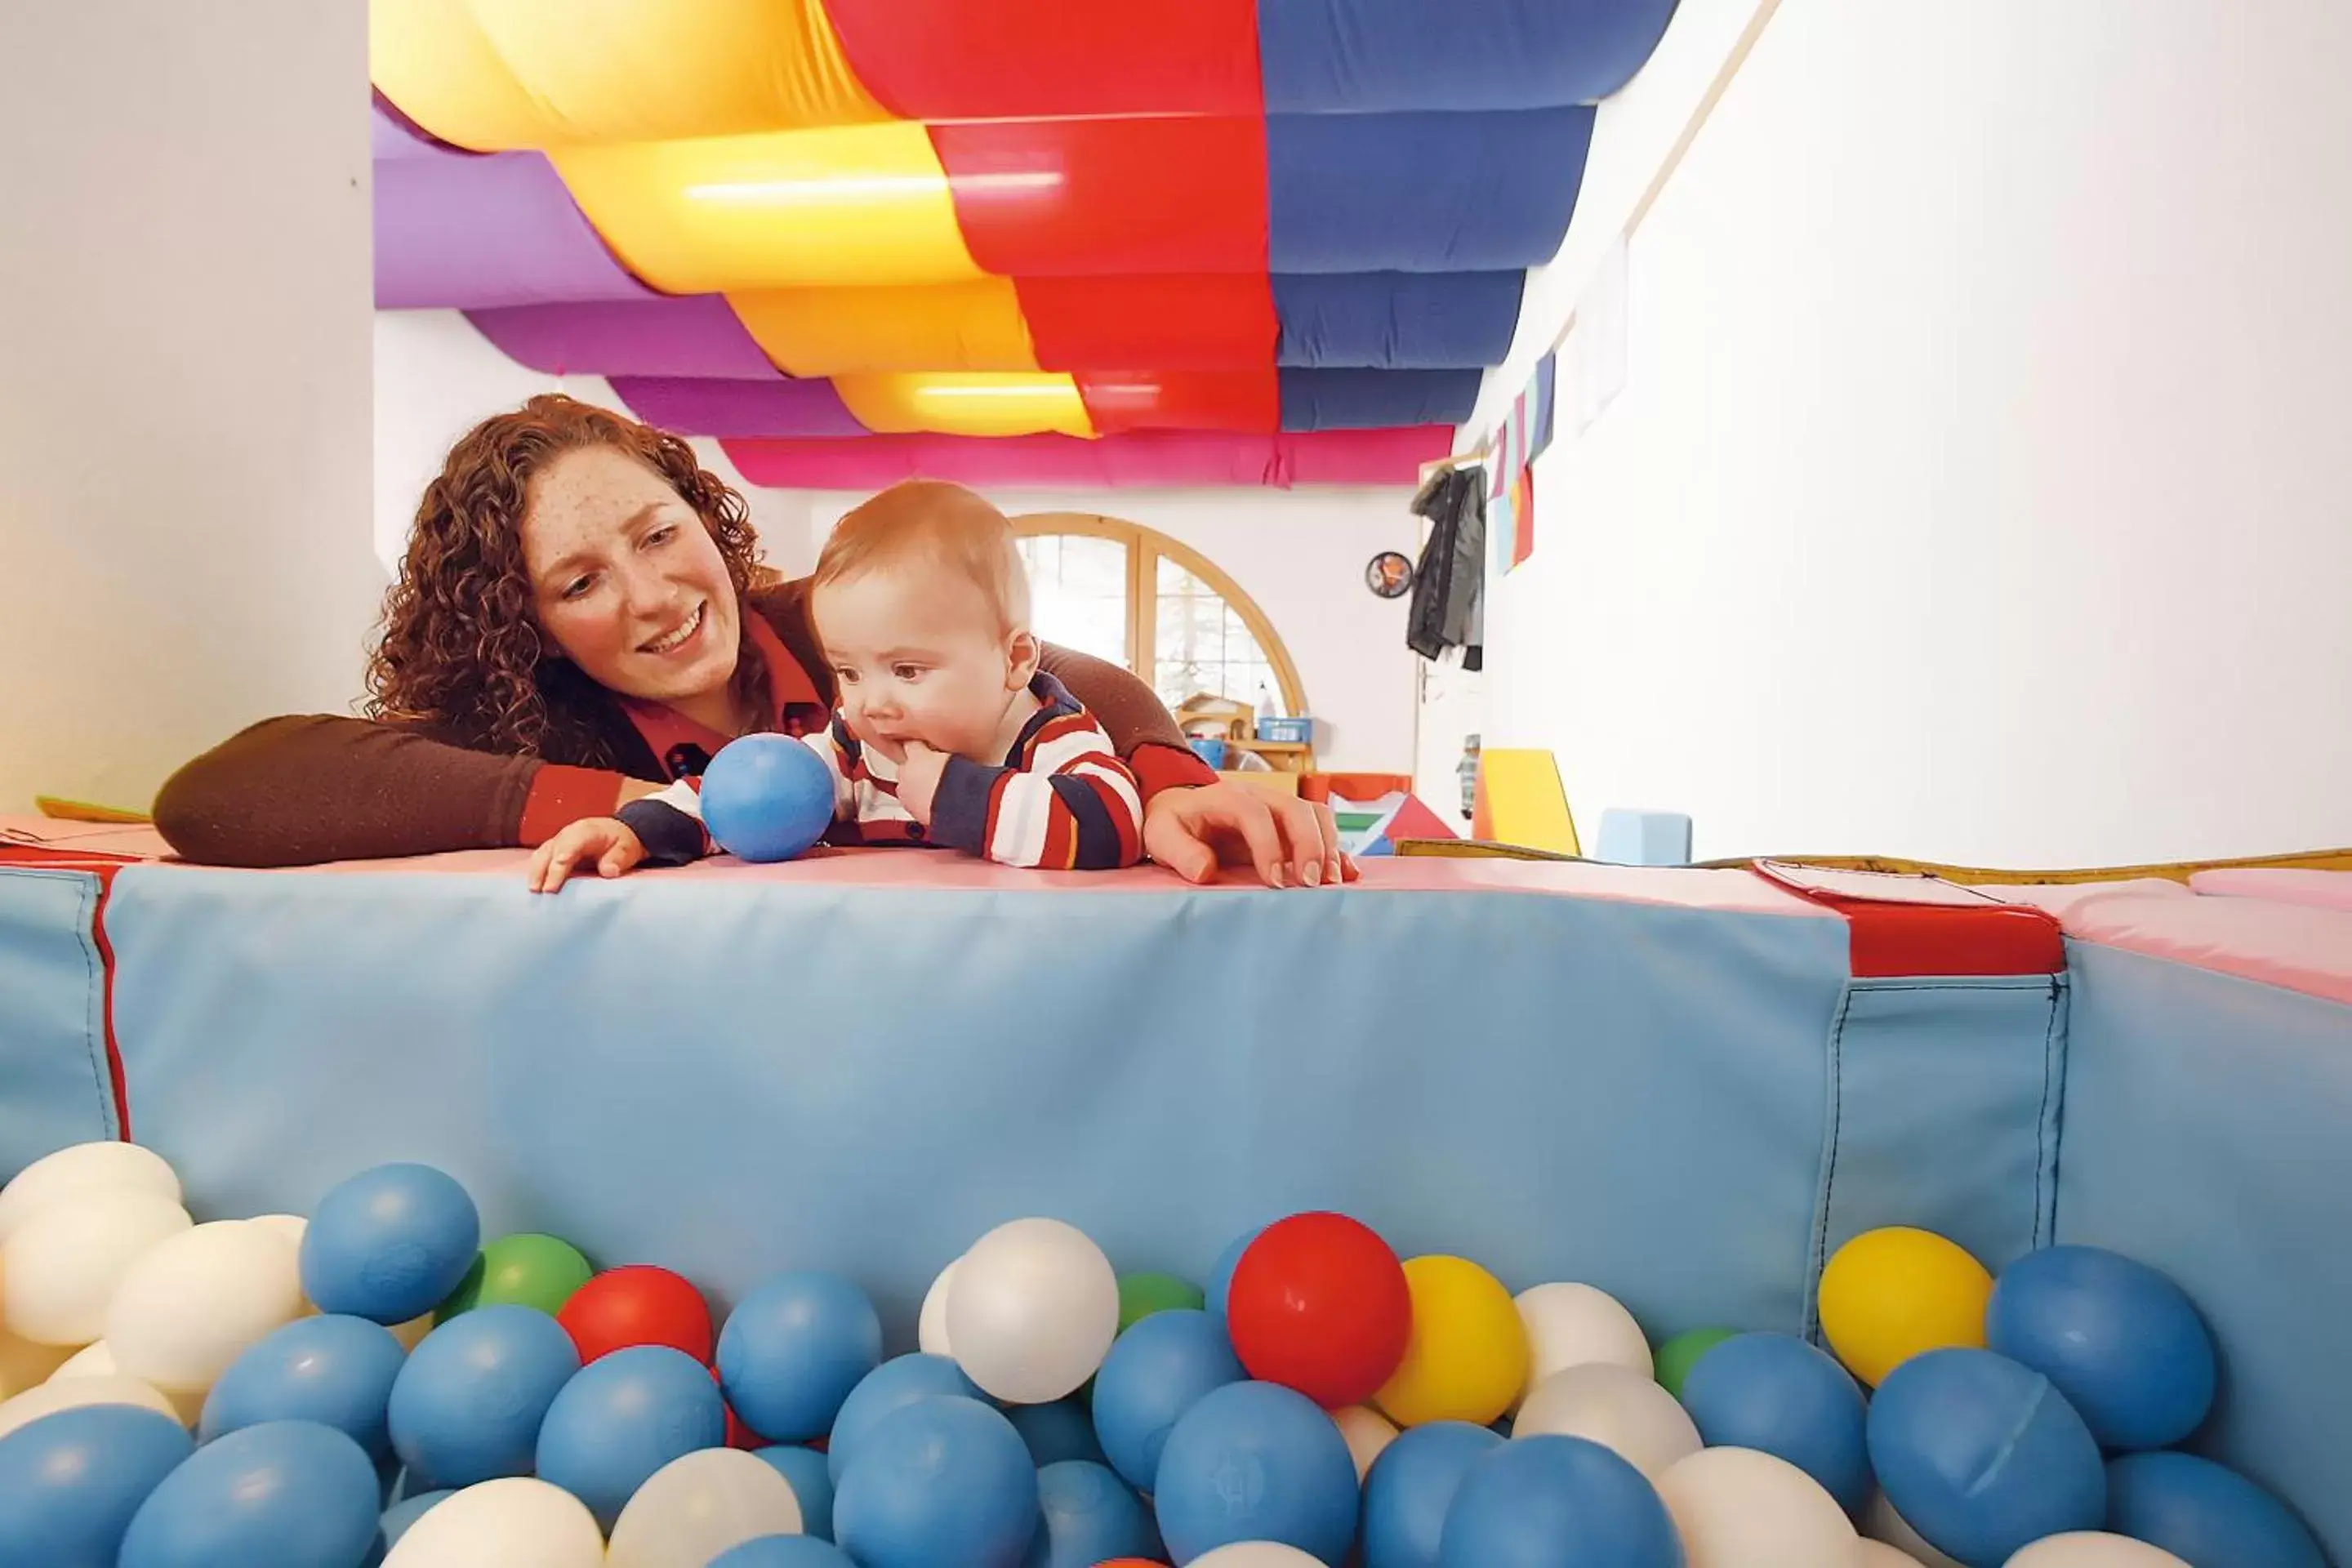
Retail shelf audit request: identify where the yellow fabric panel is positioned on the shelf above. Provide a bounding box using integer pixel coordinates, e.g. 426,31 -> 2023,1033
551,124 -> 984,293
372,0 -> 889,151
833,374 -> 1097,439
729,282 -> 1039,377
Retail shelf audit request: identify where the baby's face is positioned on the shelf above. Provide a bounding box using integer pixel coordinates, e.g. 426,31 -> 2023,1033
813,565 -> 1028,764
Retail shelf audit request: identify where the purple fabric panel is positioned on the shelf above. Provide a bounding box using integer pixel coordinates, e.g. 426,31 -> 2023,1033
466,298 -> 782,381
608,376 -> 871,439
374,150 -> 655,310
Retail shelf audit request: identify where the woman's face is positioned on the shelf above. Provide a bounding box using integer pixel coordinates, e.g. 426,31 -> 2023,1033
520,445 -> 742,707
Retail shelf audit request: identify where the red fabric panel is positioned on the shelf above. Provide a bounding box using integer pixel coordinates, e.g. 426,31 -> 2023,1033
932,118 -> 1269,277
1018,274 -> 1278,372
1748,866 -> 2067,978
822,0 -> 1263,121
721,426 -> 1452,490
1076,372 -> 1281,436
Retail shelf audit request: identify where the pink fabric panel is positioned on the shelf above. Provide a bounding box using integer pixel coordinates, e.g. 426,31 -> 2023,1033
2188,868 -> 2352,914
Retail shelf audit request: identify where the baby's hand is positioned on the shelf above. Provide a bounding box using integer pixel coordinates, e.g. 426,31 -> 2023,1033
528,817 -> 648,893
896,741 -> 950,825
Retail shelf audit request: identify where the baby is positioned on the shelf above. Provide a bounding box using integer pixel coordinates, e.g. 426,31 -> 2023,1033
544,480 -> 1144,880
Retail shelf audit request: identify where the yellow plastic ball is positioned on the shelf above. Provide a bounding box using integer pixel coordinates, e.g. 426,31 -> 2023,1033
1817,1226 -> 1992,1387
1374,1255 -> 1529,1428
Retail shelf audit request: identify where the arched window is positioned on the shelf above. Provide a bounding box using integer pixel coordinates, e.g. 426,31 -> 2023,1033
1011,514 -> 1307,718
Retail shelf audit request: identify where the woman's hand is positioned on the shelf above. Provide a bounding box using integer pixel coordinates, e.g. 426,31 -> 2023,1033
528,817 -> 648,893
1143,782 -> 1357,889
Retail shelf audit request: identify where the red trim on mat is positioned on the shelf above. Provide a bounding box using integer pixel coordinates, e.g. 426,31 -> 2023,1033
0,845 -> 136,1138
1748,863 -> 2065,978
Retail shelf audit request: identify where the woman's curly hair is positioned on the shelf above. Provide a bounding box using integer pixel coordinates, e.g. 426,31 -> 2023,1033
366,394 -> 773,764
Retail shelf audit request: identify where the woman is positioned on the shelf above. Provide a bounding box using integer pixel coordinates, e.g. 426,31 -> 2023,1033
152,395 -> 1350,889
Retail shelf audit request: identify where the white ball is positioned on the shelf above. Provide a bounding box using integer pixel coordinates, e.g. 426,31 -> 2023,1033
0,1142 -> 180,1245
1513,1361 -> 1701,1480
1192,1546 -> 1327,1567
381,1477 -> 608,1568
0,1371 -> 180,1438
0,1325 -> 76,1399
1865,1490 -> 1968,1568
1658,1446 -> 1864,1568
919,1254 -> 961,1356
1514,1282 -> 1654,1402
945,1218 -> 1119,1404
47,1341 -> 204,1424
606,1447 -> 805,1568
1334,1404 -> 1399,1480
389,1312 -> 435,1352
1,1187 -> 190,1345
2006,1535 -> 2192,1568
106,1219 -> 305,1394
1862,1544 -> 1924,1568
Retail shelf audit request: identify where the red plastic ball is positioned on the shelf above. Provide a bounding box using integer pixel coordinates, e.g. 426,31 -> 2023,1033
1225,1211 -> 1412,1408
556,1264 -> 715,1365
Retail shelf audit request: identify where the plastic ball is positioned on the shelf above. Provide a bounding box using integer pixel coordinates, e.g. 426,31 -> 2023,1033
118,1419 -> 381,1568
1089,1307 -> 1246,1491
1514,1283 -> 1655,1396
1224,1211 -> 1411,1409
386,1303 -> 578,1490
0,1325 -> 76,1399
718,1269 -> 884,1442
1153,1380 -> 1359,1563
833,1395 -> 1040,1568
1984,1246 -> 2216,1452
1868,1348 -> 2105,1567
1678,1331 -> 1871,1513
607,1446 -> 806,1568
2104,1450 -> 2325,1568
1,1187 -> 190,1345
1207,1225 -> 1267,1319
1512,1362 -> 1701,1482
1819,1227 -> 1992,1388
1027,1459 -> 1156,1566
107,1220 -> 305,1396
702,733 -> 837,862
947,1217 -> 1120,1405
917,1256 -> 960,1356
376,1488 -> 451,1551
1653,1328 -> 1738,1401
826,1352 -> 984,1482
711,1539 -> 859,1567
0,1140 -> 180,1245
559,1263 -> 715,1365
300,1163 -> 480,1325
1335,1403 -> 1400,1479
434,1233 -> 594,1321
2008,1535 -> 2190,1568
1120,1270 -> 1206,1331
379,1477 -> 606,1568
754,1445 -> 836,1539
0,1402 -> 193,1567
1008,1396 -> 1108,1468
1375,1256 -> 1529,1428
1441,1434 -> 1683,1568
200,1313 -> 408,1456
1362,1419 -> 1503,1568
0,1373 -> 180,1439
535,1343 -> 726,1529
1655,1445 -> 1862,1568
1858,1541 -> 1920,1568
1864,1490 -> 1965,1568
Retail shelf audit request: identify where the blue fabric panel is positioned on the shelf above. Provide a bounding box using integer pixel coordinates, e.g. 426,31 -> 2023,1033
1278,368 -> 1485,431
0,868 -> 122,1176
104,866 -> 1852,1346
1273,271 -> 1526,369
1267,109 -> 1596,273
1257,0 -> 1681,114
2056,943 -> 2352,1563
1802,975 -> 2068,1338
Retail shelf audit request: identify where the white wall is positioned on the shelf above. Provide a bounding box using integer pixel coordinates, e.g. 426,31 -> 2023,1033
1480,0 -> 2352,866
0,5 -> 382,815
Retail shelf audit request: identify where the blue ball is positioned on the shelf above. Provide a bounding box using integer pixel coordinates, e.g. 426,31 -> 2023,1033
718,1270 -> 884,1443
1153,1380 -> 1359,1564
826,1353 -> 985,1482
2106,1451 -> 2326,1568
1361,1420 -> 1505,1568
1439,1435 -> 1684,1568
1986,1245 -> 2217,1451
1090,1307 -> 1246,1492
376,1490 -> 451,1552
1868,1348 -> 2105,1568
300,1163 -> 480,1325
1025,1459 -> 1156,1568
702,734 -> 836,862
202,1315 -> 408,1459
118,1419 -> 380,1568
1008,1398 -> 1107,1469
710,1537 -> 860,1567
386,1303 -> 578,1490
1679,1330 -> 1872,1513
0,1403 -> 194,1568
535,1343 -> 727,1529
753,1446 -> 836,1540
833,1396 -> 1041,1568
1205,1225 -> 1266,1320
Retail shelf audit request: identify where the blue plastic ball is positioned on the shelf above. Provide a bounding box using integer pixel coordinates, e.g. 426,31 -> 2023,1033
1025,1459 -> 1156,1567
826,1353 -> 985,1482
1361,1420 -> 1505,1568
701,734 -> 836,862
1678,1330 -> 1872,1512
118,1419 -> 381,1568
1439,1435 -> 1684,1568
386,1303 -> 578,1490
710,1537 -> 860,1567
202,1314 -> 408,1458
535,1343 -> 727,1529
2106,1451 -> 2326,1568
300,1163 -> 481,1325
718,1270 -> 884,1443
0,1404 -> 194,1568
1153,1379 -> 1359,1564
753,1446 -> 836,1540
1205,1225 -> 1266,1320
1868,1348 -> 2105,1568
833,1396 -> 1041,1568
1008,1397 -> 1109,1469
1090,1307 -> 1246,1492
1986,1245 -> 2217,1451
376,1489 -> 450,1552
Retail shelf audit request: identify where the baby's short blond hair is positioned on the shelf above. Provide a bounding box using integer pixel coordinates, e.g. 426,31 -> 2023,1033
811,479 -> 1031,632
